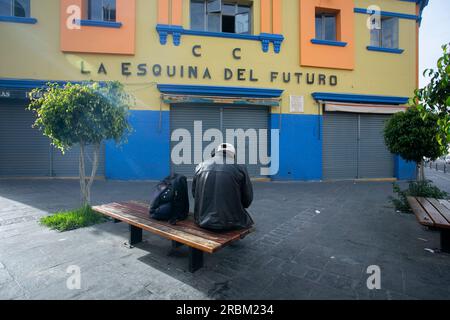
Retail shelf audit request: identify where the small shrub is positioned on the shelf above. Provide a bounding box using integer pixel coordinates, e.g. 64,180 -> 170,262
391,180 -> 449,213
40,205 -> 108,232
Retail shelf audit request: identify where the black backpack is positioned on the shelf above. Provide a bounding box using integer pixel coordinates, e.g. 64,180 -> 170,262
149,173 -> 189,224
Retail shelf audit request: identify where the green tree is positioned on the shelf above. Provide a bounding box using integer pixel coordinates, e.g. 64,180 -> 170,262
28,81 -> 132,205
384,107 -> 443,181
412,43 -> 450,153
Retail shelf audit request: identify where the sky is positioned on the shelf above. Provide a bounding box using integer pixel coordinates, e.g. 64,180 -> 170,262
419,0 -> 450,87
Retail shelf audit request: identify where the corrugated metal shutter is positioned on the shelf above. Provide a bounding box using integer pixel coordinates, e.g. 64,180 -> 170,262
359,114 -> 394,178
0,102 -> 51,177
323,112 -> 394,180
52,144 -> 105,177
222,106 -> 269,177
170,105 -> 221,177
323,112 -> 358,180
0,101 -> 105,178
170,104 -> 269,178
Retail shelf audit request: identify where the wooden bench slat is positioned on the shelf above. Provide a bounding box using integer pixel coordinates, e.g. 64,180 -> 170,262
93,204 -> 222,253
407,196 -> 434,227
427,198 -> 450,228
408,197 -> 450,254
438,200 -> 450,228
111,202 -> 252,244
417,197 -> 450,227
438,200 -> 450,215
93,202 -> 253,254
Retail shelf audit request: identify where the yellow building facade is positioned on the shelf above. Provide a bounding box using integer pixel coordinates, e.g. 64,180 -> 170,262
0,0 -> 428,180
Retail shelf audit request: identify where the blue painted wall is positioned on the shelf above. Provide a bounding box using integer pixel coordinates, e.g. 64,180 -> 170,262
105,110 -> 170,180
395,156 -> 416,180
105,110 -> 414,182
271,114 -> 323,181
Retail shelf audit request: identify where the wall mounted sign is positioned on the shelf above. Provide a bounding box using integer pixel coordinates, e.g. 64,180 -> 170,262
80,45 -> 339,87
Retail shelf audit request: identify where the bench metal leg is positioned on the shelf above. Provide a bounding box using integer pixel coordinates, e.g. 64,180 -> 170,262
188,247 -> 204,273
113,219 -> 121,224
172,240 -> 184,249
129,225 -> 143,246
441,229 -> 450,254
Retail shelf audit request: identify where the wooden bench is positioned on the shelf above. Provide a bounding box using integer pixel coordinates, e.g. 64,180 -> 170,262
92,201 -> 253,272
407,197 -> 450,253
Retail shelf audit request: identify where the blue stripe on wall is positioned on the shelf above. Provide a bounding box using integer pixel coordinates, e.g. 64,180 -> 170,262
395,156 -> 416,180
104,111 -> 416,182
105,110 -> 170,180
271,114 -> 323,181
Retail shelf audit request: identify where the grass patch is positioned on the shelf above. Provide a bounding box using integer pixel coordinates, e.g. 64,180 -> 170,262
391,180 -> 449,213
40,205 -> 108,232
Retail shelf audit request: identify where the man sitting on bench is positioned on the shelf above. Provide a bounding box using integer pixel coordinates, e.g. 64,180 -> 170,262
192,143 -> 254,231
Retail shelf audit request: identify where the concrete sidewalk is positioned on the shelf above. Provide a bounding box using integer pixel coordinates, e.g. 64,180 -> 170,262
1,178 -> 450,300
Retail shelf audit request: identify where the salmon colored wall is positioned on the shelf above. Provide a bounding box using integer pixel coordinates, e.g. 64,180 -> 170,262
158,0 -> 169,24
299,0 -> 354,70
272,0 -> 282,34
60,0 -> 136,55
260,0 -> 271,33
158,0 -> 182,25
171,0 -> 183,25
261,0 -> 282,34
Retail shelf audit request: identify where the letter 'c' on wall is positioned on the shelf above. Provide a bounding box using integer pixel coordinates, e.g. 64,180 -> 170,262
60,0 -> 136,55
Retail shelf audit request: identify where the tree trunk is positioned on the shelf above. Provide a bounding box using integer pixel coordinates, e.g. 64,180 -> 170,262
416,160 -> 426,182
79,142 -> 100,206
85,143 -> 100,205
420,159 -> 426,181
79,141 -> 88,205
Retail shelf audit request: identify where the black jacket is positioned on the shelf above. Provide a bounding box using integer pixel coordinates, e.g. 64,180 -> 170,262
192,156 -> 254,230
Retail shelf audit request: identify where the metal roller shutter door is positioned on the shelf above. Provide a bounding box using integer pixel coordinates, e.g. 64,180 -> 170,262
0,103 -> 51,177
323,113 -> 358,180
359,114 -> 394,179
322,112 -> 394,180
222,106 -> 269,177
0,102 -> 105,178
52,144 -> 105,177
170,105 -> 221,177
170,105 -> 269,178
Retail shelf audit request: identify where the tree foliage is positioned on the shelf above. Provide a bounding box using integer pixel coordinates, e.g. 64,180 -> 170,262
28,81 -> 133,204
412,43 -> 450,153
384,107 -> 442,163
391,181 -> 448,213
384,107 -> 443,180
28,81 -> 132,153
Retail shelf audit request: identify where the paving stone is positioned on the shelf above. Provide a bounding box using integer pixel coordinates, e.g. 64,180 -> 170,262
261,274 -> 319,299
318,272 -> 358,291
0,268 -> 13,284
2,178 -> 450,299
309,285 -> 357,300
0,280 -> 28,299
